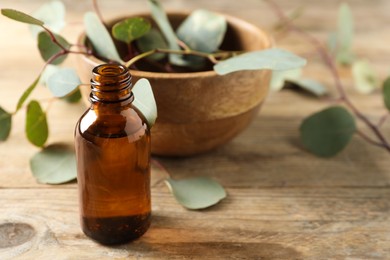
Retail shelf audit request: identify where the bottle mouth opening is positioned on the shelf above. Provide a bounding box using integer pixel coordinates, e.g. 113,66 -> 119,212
93,64 -> 128,78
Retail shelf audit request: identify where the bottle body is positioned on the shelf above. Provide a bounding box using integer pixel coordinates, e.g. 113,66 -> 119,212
75,64 -> 151,244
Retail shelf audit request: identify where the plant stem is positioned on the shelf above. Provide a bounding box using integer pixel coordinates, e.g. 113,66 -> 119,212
377,113 -> 389,128
265,0 -> 390,153
12,48 -> 91,116
45,97 -> 57,112
151,159 -> 171,179
42,26 -> 67,51
177,39 -> 191,51
92,0 -> 105,25
125,48 -> 227,68
68,50 -> 92,56
356,130 -> 384,148
70,44 -> 93,54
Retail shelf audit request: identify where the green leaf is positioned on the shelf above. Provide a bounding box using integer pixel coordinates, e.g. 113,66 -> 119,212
136,28 -> 168,60
16,75 -> 41,112
62,88 -> 81,103
30,144 -> 77,184
47,68 -> 81,98
38,31 -> 70,65
214,48 -> 307,75
336,3 -> 354,65
176,9 -> 227,53
300,106 -> 356,157
0,106 -> 12,141
39,64 -> 60,86
112,17 -> 151,45
26,100 -> 48,147
39,65 -> 81,103
338,3 -> 353,53
352,60 -> 378,94
1,9 -> 44,26
132,78 -> 157,128
84,12 -> 122,62
29,1 -> 65,38
148,0 -> 186,66
383,77 -> 390,111
327,32 -> 337,54
289,78 -> 328,96
337,51 -> 355,65
270,68 -> 302,92
165,177 -> 226,210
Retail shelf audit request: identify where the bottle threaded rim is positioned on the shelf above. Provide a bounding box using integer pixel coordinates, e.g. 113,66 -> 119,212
90,64 -> 133,103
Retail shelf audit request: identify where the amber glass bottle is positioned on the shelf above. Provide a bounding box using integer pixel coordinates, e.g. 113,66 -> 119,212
75,64 -> 151,245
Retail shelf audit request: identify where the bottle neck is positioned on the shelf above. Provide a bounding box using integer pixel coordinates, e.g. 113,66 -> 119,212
90,64 -> 133,105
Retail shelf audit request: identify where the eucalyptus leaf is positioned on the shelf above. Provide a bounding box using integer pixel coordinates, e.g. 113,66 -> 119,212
84,12 -> 122,62
300,106 -> 356,157
148,0 -> 187,66
38,31 -> 70,65
47,68 -> 81,98
39,64 -> 60,86
337,51 -> 354,65
63,89 -> 81,103
214,48 -> 307,75
136,29 -> 168,60
289,78 -> 328,96
30,144 -> 77,184
382,77 -> 390,111
165,177 -> 226,210
338,3 -> 353,53
352,60 -> 378,94
270,68 -> 302,91
176,9 -> 227,53
29,1 -> 65,38
132,78 -> 157,128
26,100 -> 48,147
0,106 -> 12,141
336,3 -> 354,65
16,75 -> 41,112
327,32 -> 337,54
1,9 -> 44,26
112,17 -> 151,44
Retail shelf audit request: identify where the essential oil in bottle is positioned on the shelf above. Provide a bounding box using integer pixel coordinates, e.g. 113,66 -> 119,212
75,64 -> 151,245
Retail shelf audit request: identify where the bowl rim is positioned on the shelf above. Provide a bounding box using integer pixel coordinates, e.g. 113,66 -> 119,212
77,11 -> 274,80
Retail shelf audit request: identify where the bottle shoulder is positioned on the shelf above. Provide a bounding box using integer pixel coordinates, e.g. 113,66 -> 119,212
76,106 -> 149,141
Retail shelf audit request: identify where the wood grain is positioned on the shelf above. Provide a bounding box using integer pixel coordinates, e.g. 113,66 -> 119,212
1,0 -> 390,259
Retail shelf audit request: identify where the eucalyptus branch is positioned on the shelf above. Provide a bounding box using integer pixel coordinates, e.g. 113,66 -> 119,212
42,51 -> 66,69
177,39 -> 191,51
45,97 -> 58,112
68,50 -> 93,56
41,49 -> 91,71
124,48 -> 239,68
92,0 -> 105,25
11,45 -> 91,116
377,113 -> 389,128
70,44 -> 93,54
42,26 -> 68,51
151,159 -> 171,179
265,0 -> 390,153
356,130 -> 384,148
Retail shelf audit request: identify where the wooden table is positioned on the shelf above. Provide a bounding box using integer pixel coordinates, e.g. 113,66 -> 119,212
1,0 -> 390,258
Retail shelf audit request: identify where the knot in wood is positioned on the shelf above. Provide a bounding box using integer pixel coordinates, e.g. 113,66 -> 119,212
0,223 -> 36,248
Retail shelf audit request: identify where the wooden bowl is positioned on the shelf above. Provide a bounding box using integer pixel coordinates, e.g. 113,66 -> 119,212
75,12 -> 272,156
